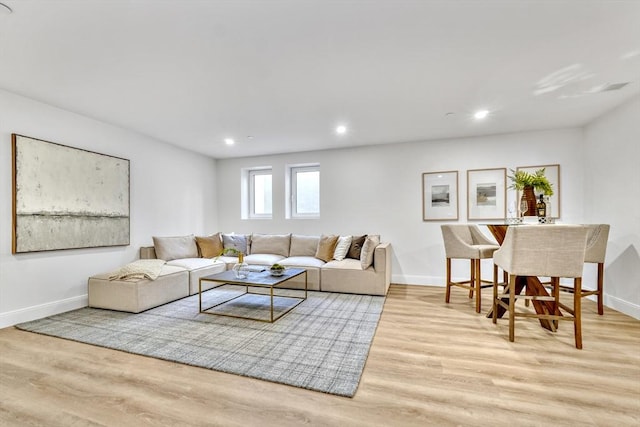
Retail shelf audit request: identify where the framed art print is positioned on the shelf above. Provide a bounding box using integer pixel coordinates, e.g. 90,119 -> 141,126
467,168 -> 506,220
422,170 -> 458,221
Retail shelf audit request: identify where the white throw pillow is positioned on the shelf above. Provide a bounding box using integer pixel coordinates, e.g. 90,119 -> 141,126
333,235 -> 353,261
360,235 -> 380,269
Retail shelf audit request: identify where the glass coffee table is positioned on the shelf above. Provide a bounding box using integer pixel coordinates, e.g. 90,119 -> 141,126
198,268 -> 307,323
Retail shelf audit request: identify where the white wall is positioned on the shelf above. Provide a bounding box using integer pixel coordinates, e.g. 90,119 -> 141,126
583,95 -> 640,318
216,128 -> 588,284
0,90 -> 218,327
3,88 -> 636,326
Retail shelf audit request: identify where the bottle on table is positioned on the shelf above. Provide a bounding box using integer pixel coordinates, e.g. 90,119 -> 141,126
536,194 -> 547,217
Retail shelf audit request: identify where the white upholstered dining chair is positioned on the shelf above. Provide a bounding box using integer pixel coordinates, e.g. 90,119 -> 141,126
492,225 -> 589,349
558,224 -> 610,315
441,224 -> 500,313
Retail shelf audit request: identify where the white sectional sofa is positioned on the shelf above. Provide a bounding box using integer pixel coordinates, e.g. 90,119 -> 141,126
88,232 -> 391,313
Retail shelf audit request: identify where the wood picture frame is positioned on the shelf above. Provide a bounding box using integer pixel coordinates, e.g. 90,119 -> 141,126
12,134 -> 130,253
422,170 -> 458,221
467,168 -> 506,220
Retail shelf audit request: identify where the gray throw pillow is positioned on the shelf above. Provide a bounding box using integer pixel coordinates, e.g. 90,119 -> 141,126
222,234 -> 248,255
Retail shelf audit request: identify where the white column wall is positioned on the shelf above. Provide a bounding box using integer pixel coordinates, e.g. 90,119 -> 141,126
583,95 -> 640,318
0,89 -> 218,327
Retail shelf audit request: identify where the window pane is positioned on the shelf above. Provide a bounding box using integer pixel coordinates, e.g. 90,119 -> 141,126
253,173 -> 272,215
295,170 -> 319,214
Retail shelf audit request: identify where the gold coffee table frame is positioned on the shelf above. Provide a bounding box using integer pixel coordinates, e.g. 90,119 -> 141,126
198,268 -> 307,323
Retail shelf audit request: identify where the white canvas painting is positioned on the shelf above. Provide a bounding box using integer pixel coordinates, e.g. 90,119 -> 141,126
12,134 -> 130,253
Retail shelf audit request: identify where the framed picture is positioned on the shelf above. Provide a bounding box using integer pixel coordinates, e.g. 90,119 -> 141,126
422,170 -> 458,221
12,134 -> 130,253
467,168 -> 506,220
516,164 -> 560,218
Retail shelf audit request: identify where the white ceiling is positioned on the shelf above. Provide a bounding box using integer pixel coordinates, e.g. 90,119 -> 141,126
0,0 -> 638,159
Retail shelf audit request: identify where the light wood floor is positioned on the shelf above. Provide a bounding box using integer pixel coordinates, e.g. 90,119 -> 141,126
1,284 -> 639,426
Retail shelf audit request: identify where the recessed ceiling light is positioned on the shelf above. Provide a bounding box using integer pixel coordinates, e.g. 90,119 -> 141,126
224,138 -> 235,145
0,3 -> 12,14
335,125 -> 347,135
474,110 -> 489,120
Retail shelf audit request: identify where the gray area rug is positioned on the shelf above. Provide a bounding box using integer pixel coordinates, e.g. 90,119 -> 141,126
16,286 -> 385,397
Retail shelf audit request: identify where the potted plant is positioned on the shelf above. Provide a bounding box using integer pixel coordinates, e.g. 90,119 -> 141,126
508,168 -> 554,216
269,263 -> 286,276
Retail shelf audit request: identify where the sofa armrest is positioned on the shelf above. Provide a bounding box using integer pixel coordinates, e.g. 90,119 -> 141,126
373,242 -> 391,272
140,246 -> 157,259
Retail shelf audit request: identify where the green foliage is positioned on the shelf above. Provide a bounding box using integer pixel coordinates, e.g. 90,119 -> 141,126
214,248 -> 241,260
508,168 -> 554,196
270,263 -> 285,271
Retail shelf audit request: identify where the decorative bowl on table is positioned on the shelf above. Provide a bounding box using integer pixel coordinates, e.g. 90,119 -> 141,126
270,264 -> 286,276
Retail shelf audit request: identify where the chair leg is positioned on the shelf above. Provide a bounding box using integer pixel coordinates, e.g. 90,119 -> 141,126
574,278 -> 583,349
492,264 -> 498,324
597,263 -> 604,315
445,258 -> 452,303
509,274 -> 516,342
469,260 -> 475,299
552,277 -> 560,330
475,259 -> 482,313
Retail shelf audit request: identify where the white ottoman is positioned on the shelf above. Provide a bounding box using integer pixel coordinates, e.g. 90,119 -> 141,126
88,265 -> 189,313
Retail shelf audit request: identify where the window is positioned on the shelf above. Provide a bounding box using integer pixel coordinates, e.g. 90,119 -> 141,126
288,164 -> 320,218
247,168 -> 272,219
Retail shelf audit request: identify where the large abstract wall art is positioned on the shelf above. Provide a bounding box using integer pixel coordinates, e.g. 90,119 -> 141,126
12,134 -> 130,253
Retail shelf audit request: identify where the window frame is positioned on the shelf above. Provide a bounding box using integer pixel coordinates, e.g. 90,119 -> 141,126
247,167 -> 272,219
288,164 -> 320,219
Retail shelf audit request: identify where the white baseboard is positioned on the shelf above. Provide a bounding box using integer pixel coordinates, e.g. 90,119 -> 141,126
605,294 -> 640,320
391,274 -> 444,286
0,294 -> 88,329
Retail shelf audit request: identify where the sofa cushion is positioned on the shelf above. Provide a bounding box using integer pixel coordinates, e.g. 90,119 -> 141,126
333,235 -> 353,261
153,235 -> 198,261
223,234 -> 248,255
315,234 -> 339,262
281,256 -> 326,268
195,233 -> 223,258
347,235 -> 367,259
244,254 -> 286,265
250,233 -> 291,257
290,235 -> 320,256
361,235 -> 380,269
166,258 -> 225,270
323,258 -> 364,271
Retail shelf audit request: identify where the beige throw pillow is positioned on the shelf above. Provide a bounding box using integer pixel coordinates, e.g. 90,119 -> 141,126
360,235 -> 380,269
290,235 -> 321,256
195,233 -> 223,258
153,235 -> 198,261
249,233 -> 291,257
315,234 -> 339,262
